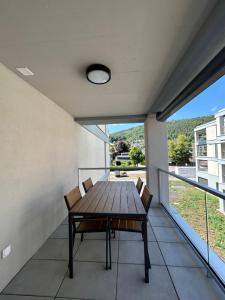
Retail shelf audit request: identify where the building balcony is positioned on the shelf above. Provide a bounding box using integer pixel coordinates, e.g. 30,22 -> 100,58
1,206 -> 224,300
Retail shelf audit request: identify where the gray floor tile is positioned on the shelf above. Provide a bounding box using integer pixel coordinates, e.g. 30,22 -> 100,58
169,266 -> 225,300
75,239 -> 118,263
3,260 -> 67,297
148,208 -> 166,217
159,242 -> 203,267
84,231 -> 119,240
58,261 -> 117,300
32,238 -> 79,260
61,217 -> 68,225
50,225 -> 69,239
119,241 -> 165,265
119,226 -> 155,241
150,216 -> 176,227
117,264 -> 178,300
0,296 -> 53,300
153,227 -> 186,243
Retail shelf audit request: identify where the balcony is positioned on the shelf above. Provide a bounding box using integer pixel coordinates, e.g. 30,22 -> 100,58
1,206 -> 224,300
1,0 -> 225,298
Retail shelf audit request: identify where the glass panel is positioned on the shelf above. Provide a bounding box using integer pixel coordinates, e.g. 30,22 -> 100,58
168,175 -> 208,258
110,168 -> 146,186
207,192 -> 225,263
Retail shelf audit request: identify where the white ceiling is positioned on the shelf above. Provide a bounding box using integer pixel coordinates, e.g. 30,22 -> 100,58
0,0 -> 217,118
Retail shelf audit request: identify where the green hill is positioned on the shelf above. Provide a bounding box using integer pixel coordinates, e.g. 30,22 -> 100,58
109,115 -> 214,143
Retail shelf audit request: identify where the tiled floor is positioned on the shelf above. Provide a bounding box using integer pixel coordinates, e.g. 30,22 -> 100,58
1,207 -> 224,300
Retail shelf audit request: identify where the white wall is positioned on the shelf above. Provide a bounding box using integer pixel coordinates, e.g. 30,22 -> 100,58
206,125 -> 217,140
145,115 -> 169,207
0,63 -> 106,292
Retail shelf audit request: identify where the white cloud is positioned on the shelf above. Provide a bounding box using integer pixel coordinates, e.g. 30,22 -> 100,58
211,105 -> 218,112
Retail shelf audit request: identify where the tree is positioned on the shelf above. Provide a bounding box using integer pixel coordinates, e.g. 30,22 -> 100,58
129,146 -> 145,166
116,140 -> 130,154
168,134 -> 192,165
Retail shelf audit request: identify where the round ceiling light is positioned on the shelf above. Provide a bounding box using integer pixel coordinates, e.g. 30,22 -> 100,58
86,64 -> 111,84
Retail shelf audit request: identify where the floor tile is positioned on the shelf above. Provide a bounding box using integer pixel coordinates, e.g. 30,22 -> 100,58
75,239 -> 118,263
119,226 -> 155,241
148,208 -> 166,217
50,225 -> 69,239
32,238 -> 79,260
117,264 -> 178,300
153,227 -> 186,243
119,241 -> 165,265
0,296 -> 53,300
61,217 -> 68,225
3,260 -> 67,297
150,216 -> 176,227
58,261 -> 117,300
169,266 -> 225,300
84,231 -> 119,240
159,242 -> 203,267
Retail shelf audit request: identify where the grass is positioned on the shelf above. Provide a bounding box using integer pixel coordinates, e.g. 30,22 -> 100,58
169,179 -> 225,261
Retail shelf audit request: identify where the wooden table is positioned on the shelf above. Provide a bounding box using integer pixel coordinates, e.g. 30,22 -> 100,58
68,181 -> 149,282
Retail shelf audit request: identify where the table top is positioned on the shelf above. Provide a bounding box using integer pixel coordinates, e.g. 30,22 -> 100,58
69,181 -> 146,218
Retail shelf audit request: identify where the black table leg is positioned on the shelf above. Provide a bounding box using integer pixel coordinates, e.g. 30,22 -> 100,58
105,221 -> 108,270
69,214 -> 73,278
108,218 -> 112,269
143,219 -> 149,283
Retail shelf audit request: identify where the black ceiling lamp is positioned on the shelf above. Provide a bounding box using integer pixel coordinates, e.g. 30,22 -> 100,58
86,64 -> 111,84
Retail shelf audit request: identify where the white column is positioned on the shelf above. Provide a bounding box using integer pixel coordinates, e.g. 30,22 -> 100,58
144,115 -> 169,207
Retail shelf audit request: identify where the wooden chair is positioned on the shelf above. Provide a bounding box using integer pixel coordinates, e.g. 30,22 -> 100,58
82,177 -> 93,193
111,186 -> 153,271
64,186 -> 111,269
136,177 -> 144,194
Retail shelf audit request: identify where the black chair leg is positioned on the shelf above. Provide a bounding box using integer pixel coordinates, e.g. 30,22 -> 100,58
105,228 -> 108,270
147,249 -> 151,269
80,233 -> 84,242
143,221 -> 149,283
109,225 -> 112,269
72,225 -> 76,247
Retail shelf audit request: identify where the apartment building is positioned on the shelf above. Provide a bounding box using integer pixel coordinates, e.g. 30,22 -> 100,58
195,108 -> 225,212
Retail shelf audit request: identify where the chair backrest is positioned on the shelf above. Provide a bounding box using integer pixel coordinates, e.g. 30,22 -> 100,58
64,186 -> 82,211
141,186 -> 153,213
82,177 -> 93,193
136,177 -> 143,194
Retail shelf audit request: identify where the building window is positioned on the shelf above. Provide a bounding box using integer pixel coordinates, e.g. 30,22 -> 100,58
196,129 -> 206,142
198,177 -> 208,186
198,160 -> 208,172
221,116 -> 225,136
197,145 -> 207,157
222,165 -> 225,183
221,143 -> 225,159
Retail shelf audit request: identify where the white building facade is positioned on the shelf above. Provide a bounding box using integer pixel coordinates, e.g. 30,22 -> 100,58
194,108 -> 225,213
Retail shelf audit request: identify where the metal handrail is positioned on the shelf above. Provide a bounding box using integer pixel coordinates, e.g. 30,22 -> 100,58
158,168 -> 225,200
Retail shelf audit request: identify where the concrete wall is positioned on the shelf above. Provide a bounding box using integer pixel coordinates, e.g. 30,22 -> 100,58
0,63 -> 107,292
145,115 -> 169,207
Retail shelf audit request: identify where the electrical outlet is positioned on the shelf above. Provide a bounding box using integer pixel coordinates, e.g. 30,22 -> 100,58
1,245 -> 11,259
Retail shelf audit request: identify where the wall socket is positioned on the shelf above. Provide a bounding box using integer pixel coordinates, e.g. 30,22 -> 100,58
1,245 -> 11,259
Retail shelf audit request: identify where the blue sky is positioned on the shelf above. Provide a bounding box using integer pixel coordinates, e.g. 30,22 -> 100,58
108,74 -> 225,133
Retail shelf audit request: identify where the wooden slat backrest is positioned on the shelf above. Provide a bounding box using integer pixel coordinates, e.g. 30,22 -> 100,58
141,186 -> 153,213
136,177 -> 143,194
82,177 -> 93,193
64,186 -> 82,211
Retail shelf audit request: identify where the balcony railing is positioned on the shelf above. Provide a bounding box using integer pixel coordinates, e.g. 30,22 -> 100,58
158,168 -> 225,287
77,166 -> 147,188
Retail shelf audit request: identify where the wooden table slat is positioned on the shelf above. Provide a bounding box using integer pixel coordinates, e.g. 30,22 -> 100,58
70,181 -> 146,217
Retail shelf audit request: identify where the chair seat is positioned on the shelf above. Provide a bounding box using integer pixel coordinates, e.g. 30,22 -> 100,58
111,218 -> 142,232
76,219 -> 107,233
